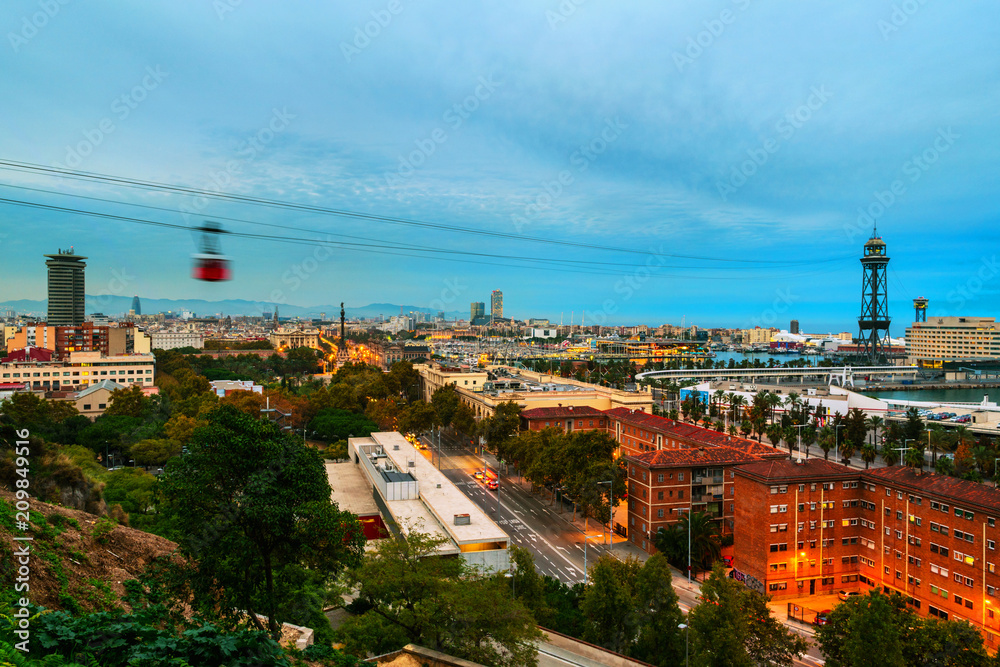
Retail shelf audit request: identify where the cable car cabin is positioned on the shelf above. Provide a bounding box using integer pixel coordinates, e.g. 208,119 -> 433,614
192,221 -> 232,281
192,253 -> 231,281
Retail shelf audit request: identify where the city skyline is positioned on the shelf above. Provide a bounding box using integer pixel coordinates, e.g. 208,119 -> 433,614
0,3 -> 997,332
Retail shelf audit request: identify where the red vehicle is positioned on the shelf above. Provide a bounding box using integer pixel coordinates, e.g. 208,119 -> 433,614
814,610 -> 831,626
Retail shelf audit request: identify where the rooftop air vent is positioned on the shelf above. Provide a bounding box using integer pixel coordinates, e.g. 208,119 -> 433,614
393,445 -> 400,451
454,514 -> 471,525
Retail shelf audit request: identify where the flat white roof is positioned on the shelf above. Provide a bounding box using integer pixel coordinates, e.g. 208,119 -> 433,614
370,432 -> 508,547
325,461 -> 379,517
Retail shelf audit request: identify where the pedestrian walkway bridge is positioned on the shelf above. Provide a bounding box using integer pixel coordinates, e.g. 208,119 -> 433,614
636,365 -> 919,388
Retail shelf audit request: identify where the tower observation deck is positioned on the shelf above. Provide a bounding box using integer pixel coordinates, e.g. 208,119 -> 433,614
857,229 -> 891,364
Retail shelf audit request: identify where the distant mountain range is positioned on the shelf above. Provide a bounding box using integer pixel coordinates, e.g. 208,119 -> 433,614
0,296 -> 464,320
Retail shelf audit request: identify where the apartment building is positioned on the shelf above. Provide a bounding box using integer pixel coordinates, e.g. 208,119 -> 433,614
625,446 -> 762,553
519,406 -> 607,433
735,461 -> 1000,648
0,350 -> 155,391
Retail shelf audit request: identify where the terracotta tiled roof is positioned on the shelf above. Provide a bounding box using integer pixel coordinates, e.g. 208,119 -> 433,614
735,458 -> 858,482
521,406 -> 606,419
604,407 -> 786,459
627,445 -> 760,468
863,466 -> 1000,514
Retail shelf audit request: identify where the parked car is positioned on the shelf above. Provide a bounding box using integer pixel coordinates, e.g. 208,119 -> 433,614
955,415 -> 971,423
814,610 -> 832,626
838,590 -> 860,601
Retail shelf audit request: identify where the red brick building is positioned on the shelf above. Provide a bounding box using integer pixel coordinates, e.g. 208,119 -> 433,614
625,446 -> 762,553
519,406 -> 607,433
735,461 -> 1000,649
734,459 -> 863,599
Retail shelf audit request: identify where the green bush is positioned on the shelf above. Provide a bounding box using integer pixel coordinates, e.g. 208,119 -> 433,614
91,516 -> 117,545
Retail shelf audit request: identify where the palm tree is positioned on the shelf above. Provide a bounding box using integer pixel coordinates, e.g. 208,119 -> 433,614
765,391 -> 782,424
861,444 -> 877,469
730,395 -> 746,425
927,426 -> 944,466
785,392 -> 802,424
766,424 -> 784,448
678,511 -> 722,571
905,446 -> 925,470
866,416 -> 884,446
881,445 -> 901,467
713,389 -> 726,419
934,456 -> 955,477
817,426 -> 834,460
972,444 -> 992,476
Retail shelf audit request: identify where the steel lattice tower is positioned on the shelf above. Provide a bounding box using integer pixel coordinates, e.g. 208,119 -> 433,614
857,228 -> 891,364
913,297 -> 928,322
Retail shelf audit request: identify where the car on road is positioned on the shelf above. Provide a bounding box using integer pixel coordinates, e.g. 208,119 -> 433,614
814,610 -> 832,626
473,470 -> 484,480
838,590 -> 860,601
486,480 -> 498,490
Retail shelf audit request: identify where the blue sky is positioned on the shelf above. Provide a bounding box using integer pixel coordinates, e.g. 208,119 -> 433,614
0,1 -> 997,331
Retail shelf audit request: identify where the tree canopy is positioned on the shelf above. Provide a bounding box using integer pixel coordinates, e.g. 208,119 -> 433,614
159,405 -> 365,638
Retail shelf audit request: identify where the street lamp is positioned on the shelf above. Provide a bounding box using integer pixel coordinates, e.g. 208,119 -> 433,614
792,424 -> 809,462
678,623 -> 689,667
581,532 -> 601,585
833,423 -> 845,463
597,478 -> 613,551
678,508 -> 692,583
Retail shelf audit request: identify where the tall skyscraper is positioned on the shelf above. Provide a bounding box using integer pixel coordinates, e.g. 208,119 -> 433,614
790,319 -> 799,334
471,302 -> 485,321
491,290 -> 503,321
131,295 -> 141,316
45,248 -> 86,326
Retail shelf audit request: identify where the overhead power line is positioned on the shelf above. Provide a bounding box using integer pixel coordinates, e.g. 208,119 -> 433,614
0,158 -> 846,266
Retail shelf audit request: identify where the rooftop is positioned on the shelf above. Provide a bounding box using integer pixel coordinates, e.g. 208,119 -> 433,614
864,466 -> 1000,514
370,432 -> 508,547
605,407 -> 786,459
735,458 -> 857,482
76,379 -> 125,398
325,461 -> 379,517
627,445 -> 760,468
521,406 -> 606,419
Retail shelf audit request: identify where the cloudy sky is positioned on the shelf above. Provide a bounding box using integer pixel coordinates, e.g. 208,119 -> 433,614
0,1 -> 997,331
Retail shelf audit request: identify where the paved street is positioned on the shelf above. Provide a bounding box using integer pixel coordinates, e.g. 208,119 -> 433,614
420,430 -> 828,665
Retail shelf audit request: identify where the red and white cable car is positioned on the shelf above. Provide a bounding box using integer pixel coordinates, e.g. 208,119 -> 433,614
192,221 -> 232,282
